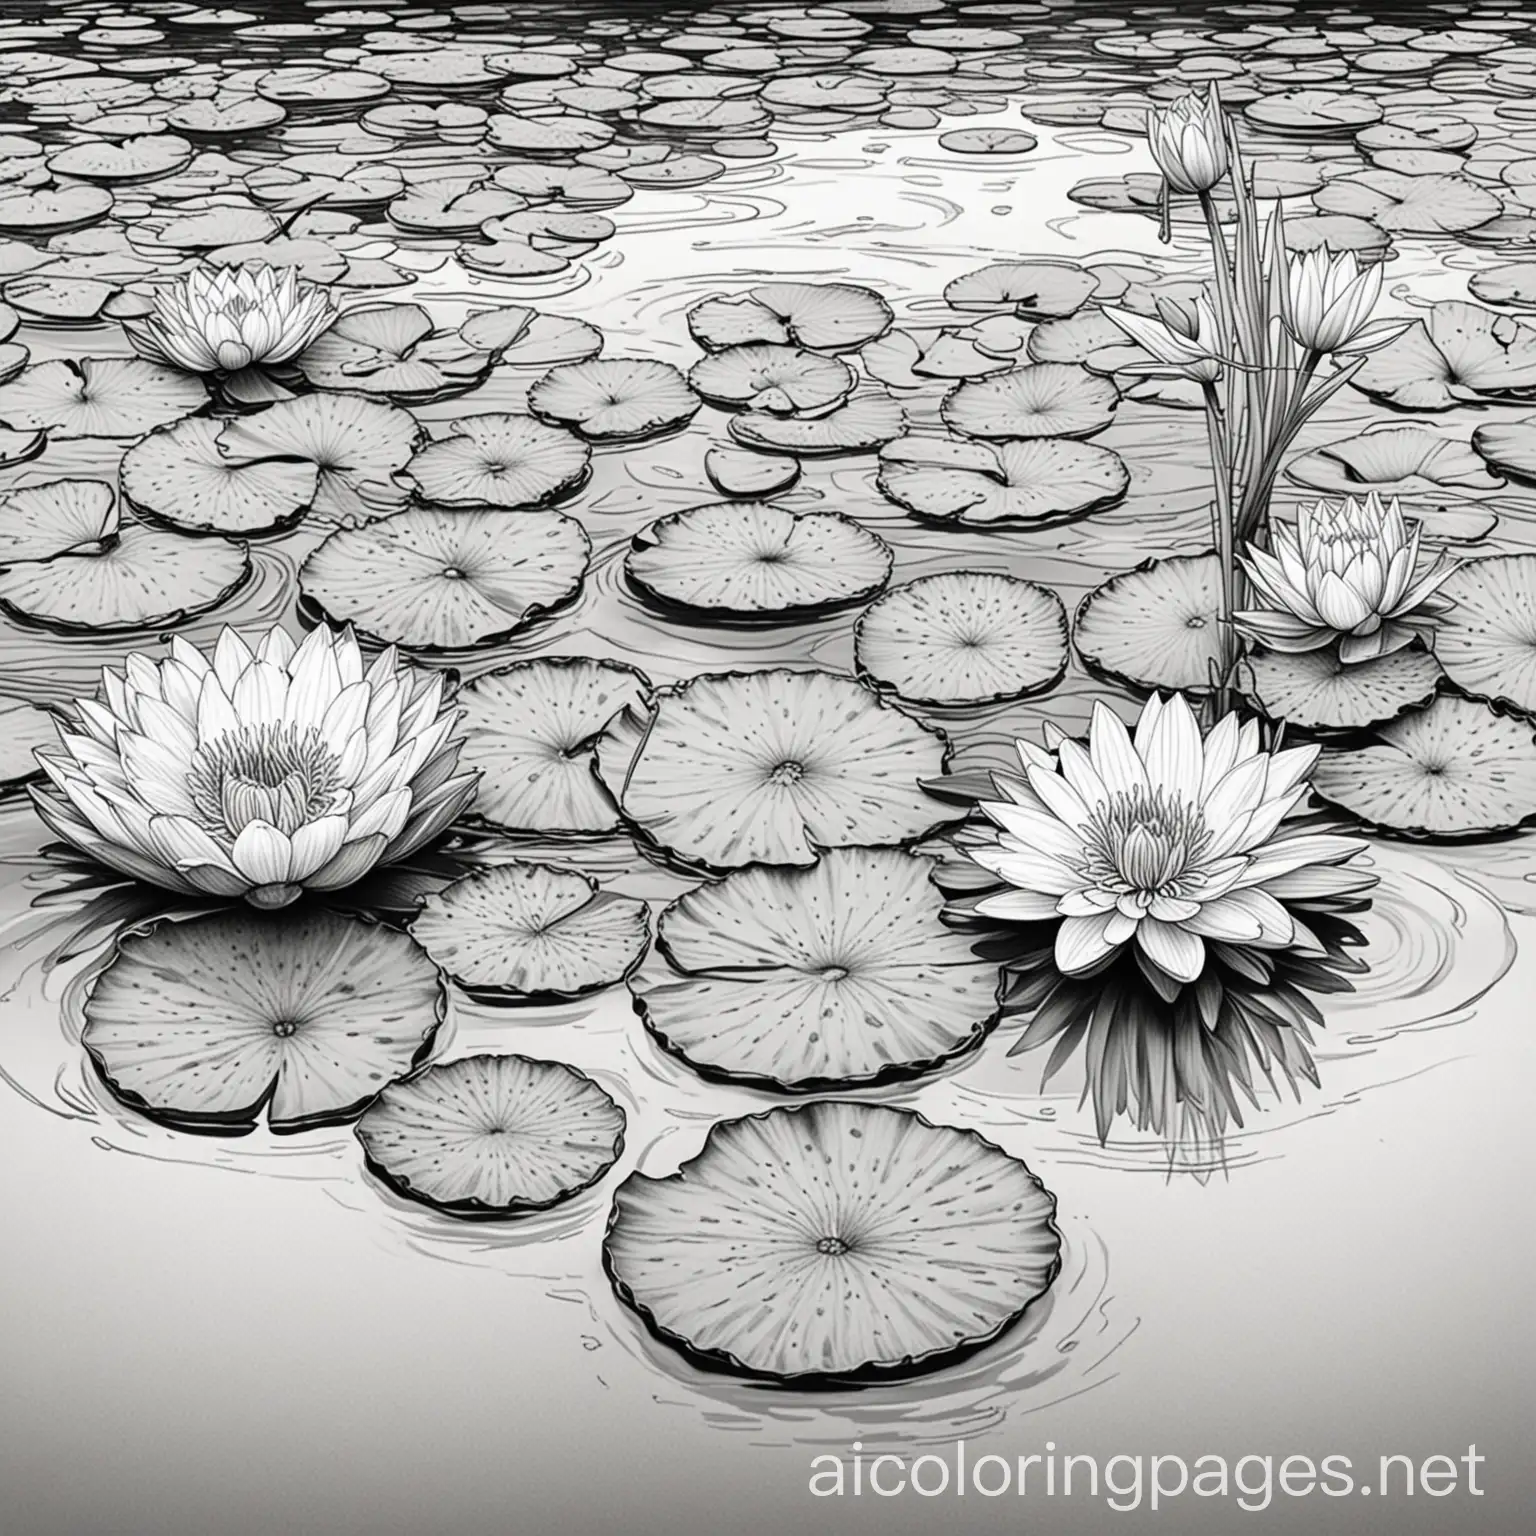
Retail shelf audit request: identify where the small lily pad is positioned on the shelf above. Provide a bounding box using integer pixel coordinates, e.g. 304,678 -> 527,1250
0,426 -> 46,469
300,506 -> 589,652
1431,554 -> 1536,713
687,344 -> 854,415
1073,554 -> 1225,694
0,478 -> 117,563
942,260 -> 1098,320
626,500 -> 892,622
82,909 -> 444,1134
854,572 -> 1069,706
0,185 -> 115,236
2,275 -> 119,325
942,363 -> 1118,440
458,656 -> 653,836
1243,646 -> 1444,731
0,697 -> 60,792
527,357 -> 699,442
631,848 -> 1000,1091
938,126 -> 1037,155
686,281 -> 892,352
0,358 -> 207,438
704,445 -> 800,496
411,863 -> 650,1003
727,389 -> 905,456
356,1054 -> 626,1218
405,413 -> 591,509
1352,302 -> 1536,411
1471,417 -> 1536,490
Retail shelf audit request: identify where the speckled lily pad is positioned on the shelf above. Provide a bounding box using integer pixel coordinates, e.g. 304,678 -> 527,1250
1073,554 -> 1226,694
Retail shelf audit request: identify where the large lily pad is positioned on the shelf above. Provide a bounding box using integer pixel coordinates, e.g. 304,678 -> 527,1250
82,909 -> 444,1134
46,134 -> 193,184
527,358 -> 698,442
1431,554 -> 1536,713
1288,425 -> 1504,503
686,281 -> 893,352
602,1100 -> 1061,1382
727,389 -> 905,455
0,358 -> 207,438
1312,170 -> 1501,234
0,185 -> 115,236
405,413 -> 590,509
1243,646 -> 1444,732
593,668 -> 950,873
942,363 -> 1118,440
0,478 -> 117,563
687,344 -> 853,415
1073,554 -> 1226,694
632,848 -> 999,1091
942,260 -> 1098,320
1244,89 -> 1383,137
295,304 -> 495,404
1352,302 -> 1536,411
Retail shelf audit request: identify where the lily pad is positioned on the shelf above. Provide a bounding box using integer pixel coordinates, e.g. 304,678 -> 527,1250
411,864 -> 650,1004
0,697 -> 60,792
942,261 -> 1098,320
1312,170 -> 1501,234
877,433 -> 1128,528
593,668 -> 950,873
167,96 -> 288,137
632,848 -> 999,1091
214,393 -> 424,525
938,126 -> 1037,156
527,358 -> 698,442
405,414 -> 591,509
119,415 -> 318,537
626,501 -> 892,622
0,524 -> 249,633
687,344 -> 853,415
1245,89 -> 1383,137
45,134 -> 193,183
0,185 -> 115,236
704,445 -> 800,497
854,572 -> 1068,706
1311,694 -> 1536,839
602,1100 -> 1061,1382
1352,302 -> 1536,411
82,910 -> 444,1134
0,358 -> 206,438
1288,426 -> 1505,507
1243,646 -> 1444,732
295,304 -> 494,405
3,275 -> 118,325
728,390 -> 905,456
0,478 -> 117,563
686,281 -> 893,352
942,364 -> 1118,440
1470,417 -> 1536,491
355,1055 -> 625,1218
1430,554 -> 1536,713
458,656 -> 652,837
1073,554 -> 1225,694
1468,263 -> 1536,307
0,426 -> 46,469
487,112 -> 614,154
299,506 -> 589,652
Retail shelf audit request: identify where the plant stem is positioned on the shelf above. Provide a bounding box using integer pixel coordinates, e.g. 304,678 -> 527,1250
1201,379 -> 1239,715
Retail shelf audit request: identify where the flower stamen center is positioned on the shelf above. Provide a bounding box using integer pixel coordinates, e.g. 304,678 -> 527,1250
187,723 -> 344,839
1079,786 -> 1212,900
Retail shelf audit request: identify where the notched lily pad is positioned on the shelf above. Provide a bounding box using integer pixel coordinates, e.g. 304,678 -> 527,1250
527,358 -> 699,442
1243,646 -> 1444,732
704,445 -> 800,497
943,261 -> 1098,320
1352,302 -> 1536,411
686,281 -> 892,352
1431,554 -> 1536,714
1288,425 -> 1505,509
0,358 -> 207,438
1073,554 -> 1225,694
1312,170 -> 1501,234
727,390 -> 905,456
687,344 -> 854,415
0,478 -> 117,562
296,304 -> 495,405
406,413 -> 591,509
942,363 -> 1118,440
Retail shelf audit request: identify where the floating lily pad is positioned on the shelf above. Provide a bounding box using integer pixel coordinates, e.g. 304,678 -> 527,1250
0,524 -> 249,633
299,506 -> 589,652
295,304 -> 494,405
167,96 -> 288,136
486,312 -> 604,368
938,126 -> 1037,155
626,501 -> 891,622
487,112 -> 613,154
728,390 -> 905,456
942,261 -> 1098,320
1468,263 -> 1536,307
1430,554 -> 1536,713
119,415 -> 318,537
527,358 -> 698,442
82,910 -> 444,1134
1352,302 -> 1536,411
1243,646 -> 1444,732
602,1100 -> 1061,1382
593,668 -> 949,873
0,426 -> 46,469
458,657 -> 652,837
854,572 -> 1068,706
704,445 -> 800,497
1311,694 -> 1536,839
45,134 -> 192,184
877,433 -> 1128,528
1288,426 -> 1505,506
0,185 -> 115,236
942,363 -> 1118,440
632,848 -> 998,1092
1074,554 -> 1225,694
355,1055 -> 625,1218
0,478 -> 117,562
491,162 -> 632,207
405,413 -> 590,509
411,864 -> 650,1004
1470,417 -> 1536,491
3,275 -> 118,325
215,393 -> 424,525
687,344 -> 853,415
0,697 -> 59,792
0,358 -> 207,438
1313,170 -> 1501,234
1245,89 -> 1383,137
686,281 -> 892,352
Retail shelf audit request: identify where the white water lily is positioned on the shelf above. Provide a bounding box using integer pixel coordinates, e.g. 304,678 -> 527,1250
124,264 -> 337,375
1147,88 -> 1229,195
1102,293 -> 1225,382
32,624 -> 478,910
1236,492 -> 1459,663
964,693 -> 1365,986
1282,246 -> 1406,356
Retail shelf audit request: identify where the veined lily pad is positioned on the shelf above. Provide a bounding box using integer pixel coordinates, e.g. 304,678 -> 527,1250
1244,89 -> 1382,137
0,426 -> 46,469
593,668 -> 950,872
82,910 -> 444,1134
704,445 -> 800,497
0,479 -> 117,562
728,390 -> 905,456
1243,646 -> 1444,732
0,524 -> 249,633
215,393 -> 424,525
296,304 -> 494,405
458,657 -> 652,836
939,127 -> 1038,156
487,112 -> 613,154
0,358 -> 206,438
167,96 -> 288,137
942,363 -> 1118,440
632,848 -> 999,1091
1431,554 -> 1536,713
1352,302 -> 1536,411
1471,418 -> 1536,490
411,863 -> 649,1003
625,501 -> 892,622
3,276 -> 118,325
299,506 -> 589,652
120,415 -> 318,537
687,344 -> 853,415
405,414 -> 591,509
1468,263 -> 1536,307
528,358 -> 698,442
877,434 -> 1128,527
1074,554 -> 1225,694
942,260 -> 1098,320
1312,170 -> 1501,234
356,1055 -> 625,1218
1288,425 -> 1505,504
0,697 -> 59,792
854,572 -> 1069,706
602,1100 -> 1061,1382
686,281 -> 893,352
1311,694 -> 1536,839
45,134 -> 193,184
0,186 -> 115,236
491,162 -> 632,207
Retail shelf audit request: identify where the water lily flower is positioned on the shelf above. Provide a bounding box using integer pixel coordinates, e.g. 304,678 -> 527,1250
31,624 -> 479,910
1102,292 -> 1226,382
963,692 -> 1365,987
1282,247 -> 1407,355
123,264 -> 338,376
1147,88 -> 1230,195
1235,492 -> 1459,663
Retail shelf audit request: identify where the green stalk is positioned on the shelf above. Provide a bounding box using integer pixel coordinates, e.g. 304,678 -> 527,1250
1201,378 -> 1239,715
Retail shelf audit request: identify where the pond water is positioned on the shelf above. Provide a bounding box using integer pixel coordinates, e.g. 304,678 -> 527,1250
2,2 -> 1536,1533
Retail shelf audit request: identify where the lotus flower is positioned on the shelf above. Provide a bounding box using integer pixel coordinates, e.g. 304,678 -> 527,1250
1235,492 -> 1459,663
123,264 -> 337,376
963,693 -> 1365,987
1102,292 -> 1226,382
32,624 -> 479,910
1147,88 -> 1229,195
1282,247 -> 1407,355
